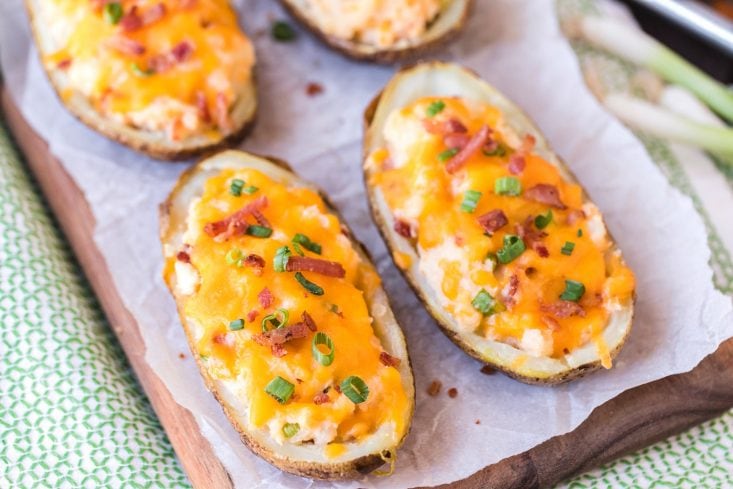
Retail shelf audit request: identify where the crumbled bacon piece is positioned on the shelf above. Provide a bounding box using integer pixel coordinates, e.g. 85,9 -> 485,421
313,393 -> 330,405
107,36 -> 145,56
148,41 -> 194,73
394,219 -> 413,239
306,82 -> 323,96
566,209 -> 586,225
427,380 -> 442,397
196,91 -> 210,123
515,215 -> 547,247
285,257 -> 346,278
334,384 -> 341,394
379,352 -> 401,368
525,184 -> 566,209
176,250 -> 191,263
212,332 -> 232,346
243,254 -> 265,275
246,310 -> 258,323
541,300 -> 586,318
477,209 -> 508,234
214,92 -> 231,131
508,154 -> 525,175
533,243 -> 549,258
57,58 -> 72,70
252,322 -> 309,355
480,365 -> 495,375
423,118 -> 467,135
250,208 -> 271,228
271,343 -> 286,358
203,196 -> 268,240
444,133 -> 471,150
501,274 -> 520,308
445,125 -> 491,174
258,287 -> 274,309
448,388 -> 458,398
301,311 -> 317,332
119,7 -> 143,31
141,3 -> 166,25
580,293 -> 603,309
542,315 -> 561,332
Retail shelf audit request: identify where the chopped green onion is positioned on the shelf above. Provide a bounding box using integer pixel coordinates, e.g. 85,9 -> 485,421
577,228 -> 583,237
560,280 -> 585,302
426,100 -> 446,117
228,318 -> 244,331
271,21 -> 296,42
340,376 -> 369,404
496,234 -> 525,264
225,248 -> 244,267
483,144 -> 507,157
561,241 -> 575,256
229,178 -> 244,196
460,190 -> 482,213
534,210 -> 553,230
245,225 -> 272,238
438,148 -> 459,162
495,176 -> 522,196
261,308 -> 289,332
243,185 -> 259,195
273,246 -> 291,272
282,423 -> 300,438
329,303 -> 341,315
265,376 -> 295,404
312,332 -> 335,366
292,233 -> 322,254
131,63 -> 153,77
471,289 -> 498,316
292,242 -> 304,256
294,272 -> 324,296
103,2 -> 123,24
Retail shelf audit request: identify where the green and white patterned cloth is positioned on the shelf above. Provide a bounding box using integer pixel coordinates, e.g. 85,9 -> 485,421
1,1 -> 732,487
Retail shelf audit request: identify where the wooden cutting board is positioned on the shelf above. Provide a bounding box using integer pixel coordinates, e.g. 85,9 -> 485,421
3,89 -> 733,489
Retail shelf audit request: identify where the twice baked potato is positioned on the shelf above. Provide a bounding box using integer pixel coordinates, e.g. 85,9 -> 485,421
26,0 -> 257,160
279,0 -> 471,63
160,150 -> 414,479
363,62 -> 636,384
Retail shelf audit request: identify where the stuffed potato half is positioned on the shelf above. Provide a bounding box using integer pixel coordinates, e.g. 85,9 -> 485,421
26,0 -> 257,160
160,150 -> 414,479
279,0 -> 471,63
363,63 -> 636,384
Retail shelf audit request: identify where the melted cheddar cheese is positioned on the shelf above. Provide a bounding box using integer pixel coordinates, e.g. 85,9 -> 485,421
164,168 -> 408,452
41,0 -> 255,139
296,0 -> 441,48
367,97 -> 635,364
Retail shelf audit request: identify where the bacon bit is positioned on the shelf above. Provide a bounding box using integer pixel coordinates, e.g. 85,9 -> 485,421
214,92 -> 231,131
444,133 -> 471,150
515,215 -> 547,247
445,125 -> 491,174
119,7 -> 143,31
57,58 -> 72,70
482,139 -> 499,154
520,133 -> 536,153
477,209 -> 508,234
427,380 -> 442,397
246,310 -> 258,323
285,257 -> 346,278
203,196 -> 268,239
258,287 -> 274,309
271,343 -> 286,358
252,322 -> 309,354
334,384 -> 341,394
394,219 -> 413,239
379,352 -> 401,368
423,118 -> 467,135
141,3 -> 166,25
566,209 -> 586,225
243,254 -> 265,275
301,311 -> 317,332
250,208 -> 271,228
480,365 -> 495,375
212,332 -> 232,346
502,274 -> 520,308
508,154 -> 525,175
525,184 -> 566,209
448,388 -> 458,398
541,315 -> 561,332
313,393 -> 330,405
454,234 -> 465,247
306,82 -> 323,96
533,242 -> 549,258
580,293 -> 603,309
178,353 -> 186,359
196,91 -> 211,123
525,267 -> 537,278
176,250 -> 191,263
107,36 -> 145,56
541,300 -> 586,318
149,41 -> 194,72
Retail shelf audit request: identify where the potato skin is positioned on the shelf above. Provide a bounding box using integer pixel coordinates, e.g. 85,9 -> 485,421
160,152 -> 414,480
278,0 -> 472,64
24,0 -> 258,161
362,65 -> 634,385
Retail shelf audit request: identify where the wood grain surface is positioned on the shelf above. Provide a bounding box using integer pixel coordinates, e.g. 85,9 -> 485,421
3,89 -> 733,489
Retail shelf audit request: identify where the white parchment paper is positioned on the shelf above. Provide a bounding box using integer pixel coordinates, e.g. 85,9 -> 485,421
2,1 -> 732,487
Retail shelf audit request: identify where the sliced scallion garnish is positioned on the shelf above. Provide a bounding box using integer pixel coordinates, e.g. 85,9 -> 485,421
273,246 -> 291,272
265,376 -> 295,404
340,376 -> 369,404
534,210 -> 553,230
228,318 -> 244,331
242,185 -> 258,195
496,234 -> 525,264
577,228 -> 583,237
282,423 -> 300,438
494,176 -> 522,196
131,63 -> 153,77
292,233 -> 322,254
225,248 -> 244,266
245,225 -> 272,238
103,2 -> 123,24
312,332 -> 335,366
229,178 -> 245,196
438,148 -> 459,162
426,100 -> 445,117
561,241 -> 575,256
460,190 -> 482,213
560,280 -> 585,302
271,21 -> 296,42
294,272 -> 324,296
261,308 -> 289,332
471,289 -> 498,316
